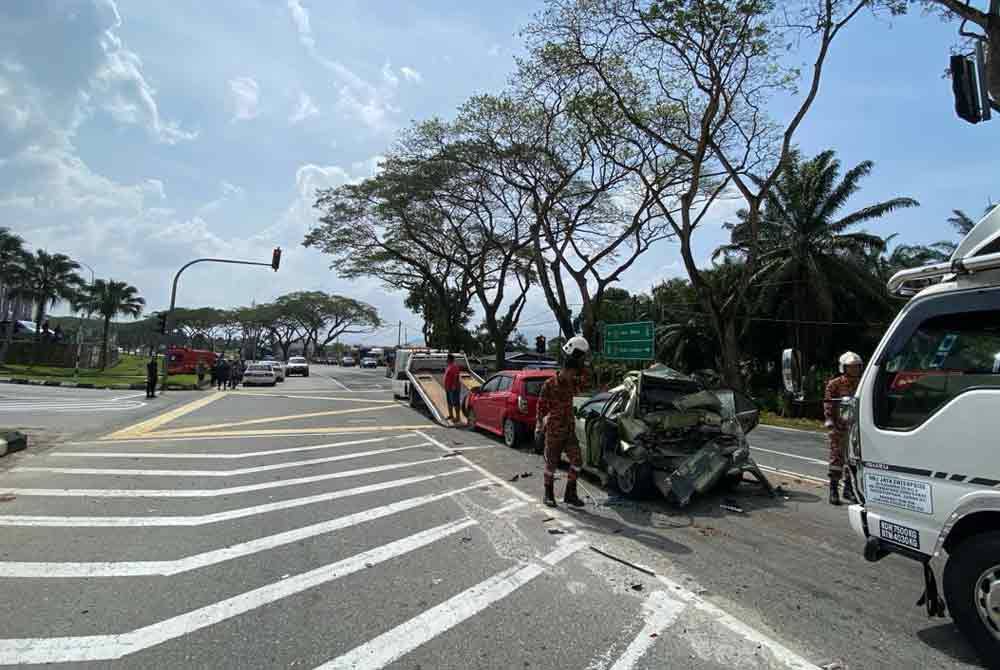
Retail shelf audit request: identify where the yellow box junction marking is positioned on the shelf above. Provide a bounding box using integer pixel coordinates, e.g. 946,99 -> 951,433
103,392 -> 227,440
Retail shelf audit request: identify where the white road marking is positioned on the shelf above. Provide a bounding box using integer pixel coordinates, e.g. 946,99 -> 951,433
653,574 -> 821,670
756,464 -> 828,485
749,446 -> 827,465
757,424 -> 823,436
327,376 -> 353,392
16,443 -> 431,476
0,469 -> 473,527
51,436 -> 391,459
0,399 -> 146,412
0,480 -> 490,577
0,519 -> 477,665
417,430 -> 535,503
607,591 -> 686,670
0,456 -> 453,498
316,538 -> 587,670
490,500 -> 528,516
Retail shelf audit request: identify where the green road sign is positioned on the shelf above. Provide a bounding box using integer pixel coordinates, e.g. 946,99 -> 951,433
603,321 -> 655,360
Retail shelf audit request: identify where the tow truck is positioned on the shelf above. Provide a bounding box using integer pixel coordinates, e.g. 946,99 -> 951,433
802,205 -> 1000,667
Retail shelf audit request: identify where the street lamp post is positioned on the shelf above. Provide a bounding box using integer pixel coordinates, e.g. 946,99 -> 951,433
74,262 -> 96,378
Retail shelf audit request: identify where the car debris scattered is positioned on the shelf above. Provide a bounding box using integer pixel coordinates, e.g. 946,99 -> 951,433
508,472 -> 533,482
720,498 -> 745,514
589,546 -> 656,577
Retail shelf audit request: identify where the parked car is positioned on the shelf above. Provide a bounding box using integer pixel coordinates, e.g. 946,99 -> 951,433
285,356 -> 310,377
243,363 -> 278,387
465,369 -> 557,447
341,355 -> 356,367
261,359 -> 285,381
361,357 -> 378,369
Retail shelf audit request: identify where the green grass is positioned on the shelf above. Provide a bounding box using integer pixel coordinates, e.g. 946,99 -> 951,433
1,354 -> 200,388
760,410 -> 825,432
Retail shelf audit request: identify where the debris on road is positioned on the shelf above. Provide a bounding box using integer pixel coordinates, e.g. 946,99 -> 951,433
547,528 -> 566,535
440,451 -> 462,458
0,493 -> 15,502
630,583 -> 644,592
542,516 -> 555,523
720,498 -> 745,514
508,472 -> 533,482
589,546 -> 656,576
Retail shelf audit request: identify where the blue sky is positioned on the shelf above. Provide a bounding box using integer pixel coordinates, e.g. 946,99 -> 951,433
0,1 -> 995,343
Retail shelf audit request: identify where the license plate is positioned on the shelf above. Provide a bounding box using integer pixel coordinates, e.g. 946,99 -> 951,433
879,519 -> 920,550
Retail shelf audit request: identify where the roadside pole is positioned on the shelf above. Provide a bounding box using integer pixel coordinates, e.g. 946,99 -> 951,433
160,250 -> 280,392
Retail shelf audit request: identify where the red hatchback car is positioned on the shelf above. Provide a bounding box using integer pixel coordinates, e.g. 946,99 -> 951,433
465,369 -> 557,447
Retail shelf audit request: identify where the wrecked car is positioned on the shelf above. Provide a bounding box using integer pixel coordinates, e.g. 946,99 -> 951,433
574,364 -> 774,506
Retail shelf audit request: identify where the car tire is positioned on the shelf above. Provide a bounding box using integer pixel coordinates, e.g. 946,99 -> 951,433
304,372 -> 310,377
503,418 -> 520,448
943,531 -> 1000,668
615,462 -> 653,499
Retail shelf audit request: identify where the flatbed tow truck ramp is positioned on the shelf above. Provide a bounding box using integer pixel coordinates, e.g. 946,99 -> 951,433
404,353 -> 482,425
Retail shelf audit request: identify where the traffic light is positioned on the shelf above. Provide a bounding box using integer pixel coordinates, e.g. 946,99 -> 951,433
535,335 -> 546,354
950,53 -> 992,125
271,247 -> 282,271
157,312 -> 168,335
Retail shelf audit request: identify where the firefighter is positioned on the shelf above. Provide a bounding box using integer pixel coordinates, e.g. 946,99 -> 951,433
825,351 -> 862,506
535,336 -> 590,508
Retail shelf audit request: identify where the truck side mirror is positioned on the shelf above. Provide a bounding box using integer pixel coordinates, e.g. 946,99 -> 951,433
782,348 -> 803,400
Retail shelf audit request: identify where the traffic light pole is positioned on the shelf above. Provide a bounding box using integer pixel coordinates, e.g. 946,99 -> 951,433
160,252 -> 279,392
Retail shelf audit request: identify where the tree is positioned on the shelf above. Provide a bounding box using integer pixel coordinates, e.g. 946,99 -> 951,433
718,149 -> 918,367
525,0 -> 875,387
275,292 -> 382,358
404,282 -> 474,349
79,279 -> 145,369
0,228 -> 28,364
20,250 -> 84,360
257,303 -> 302,360
170,308 -> 227,349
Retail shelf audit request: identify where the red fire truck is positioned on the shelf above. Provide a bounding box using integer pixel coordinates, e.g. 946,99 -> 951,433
167,347 -> 219,375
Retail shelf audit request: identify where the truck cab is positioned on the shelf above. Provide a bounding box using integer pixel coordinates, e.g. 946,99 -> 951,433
846,205 -> 1000,666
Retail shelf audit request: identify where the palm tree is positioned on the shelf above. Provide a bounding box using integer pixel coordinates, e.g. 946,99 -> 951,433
717,149 -> 918,366
0,229 -> 29,364
20,250 -> 84,361
79,279 -> 145,370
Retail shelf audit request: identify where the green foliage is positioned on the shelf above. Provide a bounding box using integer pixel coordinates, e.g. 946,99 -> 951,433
78,279 -> 145,369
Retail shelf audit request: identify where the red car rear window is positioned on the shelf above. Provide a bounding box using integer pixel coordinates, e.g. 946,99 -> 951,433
522,377 -> 549,396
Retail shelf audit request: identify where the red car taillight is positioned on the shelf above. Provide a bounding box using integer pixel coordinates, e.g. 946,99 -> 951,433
517,395 -> 528,414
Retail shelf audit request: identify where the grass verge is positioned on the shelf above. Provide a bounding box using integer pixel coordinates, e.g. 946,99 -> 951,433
1,354 -> 199,388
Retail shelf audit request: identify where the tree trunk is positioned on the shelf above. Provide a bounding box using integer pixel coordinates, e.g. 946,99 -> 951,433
100,316 -> 111,370
0,318 -> 13,365
493,334 -> 507,371
32,303 -> 45,364
719,320 -> 742,390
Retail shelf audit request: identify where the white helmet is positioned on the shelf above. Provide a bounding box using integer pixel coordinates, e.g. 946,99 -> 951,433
562,335 -> 590,359
839,351 -> 863,373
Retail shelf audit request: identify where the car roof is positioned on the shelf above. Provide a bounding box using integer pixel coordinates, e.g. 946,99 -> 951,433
499,369 -> 557,378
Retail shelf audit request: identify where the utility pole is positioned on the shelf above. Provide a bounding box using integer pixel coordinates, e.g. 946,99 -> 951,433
74,262 -> 96,378
161,250 -> 280,392
397,320 -> 401,347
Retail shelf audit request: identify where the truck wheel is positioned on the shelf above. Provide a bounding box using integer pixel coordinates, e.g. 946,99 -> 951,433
615,463 -> 652,499
944,531 -> 1000,667
503,418 -> 520,448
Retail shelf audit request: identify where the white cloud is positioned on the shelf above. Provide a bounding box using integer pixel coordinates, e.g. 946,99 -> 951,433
399,66 -> 422,84
289,90 -> 319,124
381,63 -> 399,88
228,76 -> 259,122
284,1 -> 399,133
487,44 -> 502,57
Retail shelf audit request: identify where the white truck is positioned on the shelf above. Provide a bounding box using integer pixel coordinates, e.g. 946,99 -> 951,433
838,205 -> 1000,667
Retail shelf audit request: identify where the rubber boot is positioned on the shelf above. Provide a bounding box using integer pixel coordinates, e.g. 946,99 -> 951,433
842,478 -> 858,504
563,480 -> 585,508
544,480 -> 557,508
829,481 -> 841,506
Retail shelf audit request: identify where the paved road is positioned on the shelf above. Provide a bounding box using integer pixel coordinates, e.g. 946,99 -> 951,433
0,365 -> 983,669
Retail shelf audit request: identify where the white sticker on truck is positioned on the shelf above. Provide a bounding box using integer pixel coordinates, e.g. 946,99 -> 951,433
879,519 -> 920,549
864,471 -> 933,515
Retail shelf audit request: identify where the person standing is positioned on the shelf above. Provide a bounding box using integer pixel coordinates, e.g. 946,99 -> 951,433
535,336 -> 590,508
443,353 -> 463,424
825,351 -> 863,506
145,355 -> 158,399
215,357 -> 228,391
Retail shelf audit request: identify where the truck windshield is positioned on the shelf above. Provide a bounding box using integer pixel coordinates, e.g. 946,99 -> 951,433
879,310 -> 1000,429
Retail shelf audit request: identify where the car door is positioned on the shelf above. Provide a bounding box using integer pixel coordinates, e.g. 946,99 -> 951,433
469,376 -> 499,426
489,375 -> 514,431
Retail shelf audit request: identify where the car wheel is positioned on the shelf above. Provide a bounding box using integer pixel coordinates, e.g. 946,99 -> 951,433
615,463 -> 653,499
304,372 -> 310,377
944,531 -> 1000,666
503,418 -> 520,448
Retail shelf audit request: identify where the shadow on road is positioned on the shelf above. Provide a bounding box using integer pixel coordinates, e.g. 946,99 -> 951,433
916,623 -> 984,668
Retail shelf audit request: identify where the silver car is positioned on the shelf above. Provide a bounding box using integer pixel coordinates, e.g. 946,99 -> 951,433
285,356 -> 310,377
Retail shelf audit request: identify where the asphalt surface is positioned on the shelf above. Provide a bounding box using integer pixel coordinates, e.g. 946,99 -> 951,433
0,365 -> 984,669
